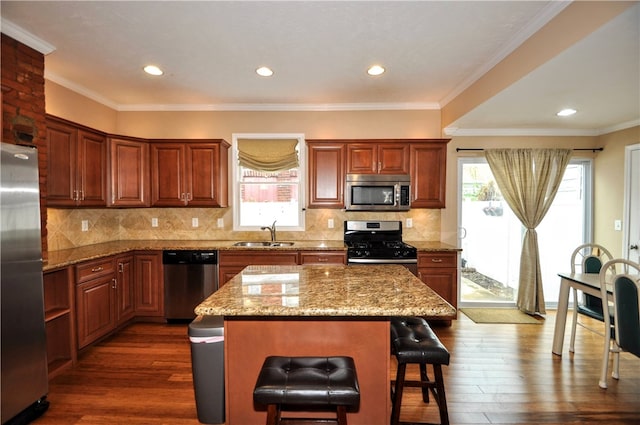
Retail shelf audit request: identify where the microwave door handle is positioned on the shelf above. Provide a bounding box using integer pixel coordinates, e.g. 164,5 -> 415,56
394,183 -> 399,206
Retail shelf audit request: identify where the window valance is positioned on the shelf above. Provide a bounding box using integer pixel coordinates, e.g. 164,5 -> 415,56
237,138 -> 299,172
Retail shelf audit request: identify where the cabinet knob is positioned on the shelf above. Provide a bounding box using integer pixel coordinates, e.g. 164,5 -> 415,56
91,266 -> 104,273
111,278 -> 117,289
118,262 -> 124,273
431,258 -> 443,263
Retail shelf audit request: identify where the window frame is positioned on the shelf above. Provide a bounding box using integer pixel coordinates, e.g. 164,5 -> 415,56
231,133 -> 306,232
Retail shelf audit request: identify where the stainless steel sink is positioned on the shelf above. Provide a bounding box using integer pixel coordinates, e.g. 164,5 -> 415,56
233,241 -> 294,247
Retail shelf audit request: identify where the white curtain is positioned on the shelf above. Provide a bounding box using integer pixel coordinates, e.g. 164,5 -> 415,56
485,148 -> 572,314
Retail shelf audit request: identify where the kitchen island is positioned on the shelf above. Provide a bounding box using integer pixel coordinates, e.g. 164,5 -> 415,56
195,264 -> 456,425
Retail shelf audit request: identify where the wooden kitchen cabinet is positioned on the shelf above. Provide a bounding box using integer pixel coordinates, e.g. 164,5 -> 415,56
307,141 -> 345,208
75,257 -> 117,349
409,141 -> 448,208
417,251 -> 458,314
108,136 -> 150,207
150,140 -> 229,207
299,251 -> 346,264
218,250 -> 299,285
115,254 -> 135,325
134,251 -> 163,317
46,116 -> 107,207
43,267 -> 76,378
346,141 -> 409,174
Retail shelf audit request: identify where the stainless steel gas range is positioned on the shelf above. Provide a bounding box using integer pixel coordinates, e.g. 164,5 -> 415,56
344,220 -> 418,276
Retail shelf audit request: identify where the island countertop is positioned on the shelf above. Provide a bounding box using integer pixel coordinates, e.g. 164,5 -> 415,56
195,264 -> 456,318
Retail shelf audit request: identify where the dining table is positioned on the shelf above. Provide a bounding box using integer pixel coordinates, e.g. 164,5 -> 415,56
552,272 -> 612,356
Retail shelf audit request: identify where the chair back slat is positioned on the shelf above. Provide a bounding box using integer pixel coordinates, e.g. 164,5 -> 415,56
584,256 -> 603,274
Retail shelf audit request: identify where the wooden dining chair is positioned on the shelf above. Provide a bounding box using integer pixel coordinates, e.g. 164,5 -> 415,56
598,258 -> 640,389
569,243 -> 613,353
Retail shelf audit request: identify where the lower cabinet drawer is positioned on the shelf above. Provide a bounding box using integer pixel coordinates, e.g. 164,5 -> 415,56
417,252 -> 457,268
76,258 -> 115,283
299,252 -> 346,264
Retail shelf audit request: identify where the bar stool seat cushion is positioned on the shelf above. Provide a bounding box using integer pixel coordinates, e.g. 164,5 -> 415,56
391,317 -> 450,365
254,356 -> 360,408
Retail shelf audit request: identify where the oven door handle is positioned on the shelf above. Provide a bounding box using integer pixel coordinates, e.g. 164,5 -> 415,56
348,258 -> 417,264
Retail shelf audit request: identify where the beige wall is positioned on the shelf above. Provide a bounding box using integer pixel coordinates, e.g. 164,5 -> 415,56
44,81 -> 638,254
593,126 -> 640,257
46,81 -> 118,133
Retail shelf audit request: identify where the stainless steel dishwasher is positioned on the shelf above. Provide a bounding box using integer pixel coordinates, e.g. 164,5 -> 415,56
163,250 -> 218,321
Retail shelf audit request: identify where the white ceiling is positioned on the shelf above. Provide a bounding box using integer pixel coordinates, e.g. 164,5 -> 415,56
1,1 -> 638,136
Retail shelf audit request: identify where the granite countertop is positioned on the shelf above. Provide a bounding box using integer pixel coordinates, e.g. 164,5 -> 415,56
194,264 -> 456,318
43,239 -> 460,271
43,239 -> 346,271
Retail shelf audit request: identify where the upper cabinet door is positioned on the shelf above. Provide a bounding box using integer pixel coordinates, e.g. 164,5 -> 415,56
108,137 -> 150,207
346,143 -> 377,174
77,129 -> 108,206
377,143 -> 409,174
150,143 -> 186,206
150,140 -> 229,207
186,143 -> 226,207
410,142 -> 447,208
46,119 -> 78,206
307,142 -> 345,208
46,117 -> 107,207
346,142 -> 409,174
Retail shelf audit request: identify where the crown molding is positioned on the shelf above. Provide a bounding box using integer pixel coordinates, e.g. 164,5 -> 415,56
115,102 -> 442,112
45,72 -> 119,110
444,127 -> 600,137
1,19 -> 55,54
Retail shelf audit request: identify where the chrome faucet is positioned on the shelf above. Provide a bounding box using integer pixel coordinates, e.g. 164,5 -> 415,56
261,220 -> 277,242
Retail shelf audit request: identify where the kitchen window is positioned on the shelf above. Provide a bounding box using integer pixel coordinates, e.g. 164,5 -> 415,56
232,134 -> 306,232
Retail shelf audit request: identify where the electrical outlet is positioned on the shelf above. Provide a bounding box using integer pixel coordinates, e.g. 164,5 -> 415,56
151,218 -> 158,227
406,218 -> 413,228
328,219 -> 334,228
81,220 -> 89,232
192,217 -> 199,228
614,219 -> 622,231
217,218 -> 224,228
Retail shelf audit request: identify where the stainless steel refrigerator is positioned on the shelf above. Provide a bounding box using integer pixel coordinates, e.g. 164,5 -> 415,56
1,142 -> 49,424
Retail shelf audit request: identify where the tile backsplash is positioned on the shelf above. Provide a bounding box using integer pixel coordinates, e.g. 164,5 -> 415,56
47,208 -> 441,251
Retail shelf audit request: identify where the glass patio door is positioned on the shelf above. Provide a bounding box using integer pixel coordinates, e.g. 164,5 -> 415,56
459,158 -> 591,308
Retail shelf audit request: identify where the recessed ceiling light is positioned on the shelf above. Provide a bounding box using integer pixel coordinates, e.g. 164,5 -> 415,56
557,108 -> 577,117
256,66 -> 274,77
367,65 -> 385,76
143,65 -> 163,76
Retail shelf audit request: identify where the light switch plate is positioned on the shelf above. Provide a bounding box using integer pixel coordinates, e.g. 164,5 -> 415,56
406,218 -> 413,228
614,219 -> 622,231
328,218 -> 334,228
217,218 -> 224,228
151,218 -> 158,227
81,220 -> 89,232
192,217 -> 199,228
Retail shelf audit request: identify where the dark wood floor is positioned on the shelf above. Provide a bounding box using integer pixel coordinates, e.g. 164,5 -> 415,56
34,311 -> 640,425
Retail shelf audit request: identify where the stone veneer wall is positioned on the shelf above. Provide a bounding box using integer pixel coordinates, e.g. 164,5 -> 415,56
47,207 -> 441,251
1,34 -> 48,257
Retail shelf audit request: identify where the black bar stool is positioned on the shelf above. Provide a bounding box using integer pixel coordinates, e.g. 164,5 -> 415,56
390,317 -> 450,425
253,356 -> 360,425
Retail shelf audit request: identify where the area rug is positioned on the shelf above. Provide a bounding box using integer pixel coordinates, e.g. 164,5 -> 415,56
461,308 -> 544,324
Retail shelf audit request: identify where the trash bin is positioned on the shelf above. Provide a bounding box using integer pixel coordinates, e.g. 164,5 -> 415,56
189,315 -> 224,424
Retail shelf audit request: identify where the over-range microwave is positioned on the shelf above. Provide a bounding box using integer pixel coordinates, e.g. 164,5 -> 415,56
345,174 -> 411,211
